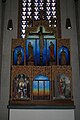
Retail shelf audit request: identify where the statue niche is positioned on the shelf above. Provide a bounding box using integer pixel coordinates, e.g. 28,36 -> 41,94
13,46 -> 24,65
55,74 -> 71,99
60,48 -> 66,65
58,46 -> 70,65
13,74 -> 30,100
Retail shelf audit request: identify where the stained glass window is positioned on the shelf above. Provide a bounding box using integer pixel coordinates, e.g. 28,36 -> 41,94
33,74 -> 50,100
18,0 -> 61,38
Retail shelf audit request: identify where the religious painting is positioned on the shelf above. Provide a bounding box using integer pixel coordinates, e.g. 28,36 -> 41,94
26,39 -> 39,65
46,39 -> 57,65
55,74 -> 71,99
26,39 -> 56,66
33,74 -> 50,100
58,46 -> 70,65
10,37 -> 73,105
13,74 -> 30,100
13,46 -> 24,65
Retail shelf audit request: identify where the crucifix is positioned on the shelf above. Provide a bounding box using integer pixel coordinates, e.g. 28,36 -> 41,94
29,26 -> 53,64
38,27 -> 44,58
29,27 -> 44,61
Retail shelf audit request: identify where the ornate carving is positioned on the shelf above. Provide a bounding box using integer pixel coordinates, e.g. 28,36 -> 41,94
25,20 -> 56,38
10,27 -> 73,105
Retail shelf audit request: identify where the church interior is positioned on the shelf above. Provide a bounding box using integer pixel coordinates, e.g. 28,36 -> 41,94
0,0 -> 80,120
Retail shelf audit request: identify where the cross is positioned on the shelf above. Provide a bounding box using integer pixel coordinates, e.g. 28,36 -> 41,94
38,27 -> 44,57
29,27 -> 53,58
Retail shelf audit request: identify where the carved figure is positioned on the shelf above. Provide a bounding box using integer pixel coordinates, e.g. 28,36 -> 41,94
60,48 -> 66,65
18,78 -> 27,99
40,35 -> 44,55
58,78 -> 66,98
49,41 -> 54,61
28,42 -> 34,61
17,51 -> 22,65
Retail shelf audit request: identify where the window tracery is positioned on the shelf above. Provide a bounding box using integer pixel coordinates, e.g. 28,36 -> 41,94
18,0 -> 61,38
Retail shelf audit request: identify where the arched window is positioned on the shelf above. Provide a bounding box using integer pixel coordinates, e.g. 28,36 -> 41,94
18,0 -> 61,38
33,74 -> 50,100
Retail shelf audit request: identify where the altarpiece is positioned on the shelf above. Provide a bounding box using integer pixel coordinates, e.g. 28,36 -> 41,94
9,0 -> 74,107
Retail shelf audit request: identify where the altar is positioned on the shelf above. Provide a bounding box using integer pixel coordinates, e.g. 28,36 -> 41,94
8,106 -> 75,120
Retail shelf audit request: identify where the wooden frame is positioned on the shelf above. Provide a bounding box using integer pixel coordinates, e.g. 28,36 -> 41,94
9,17 -> 74,106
